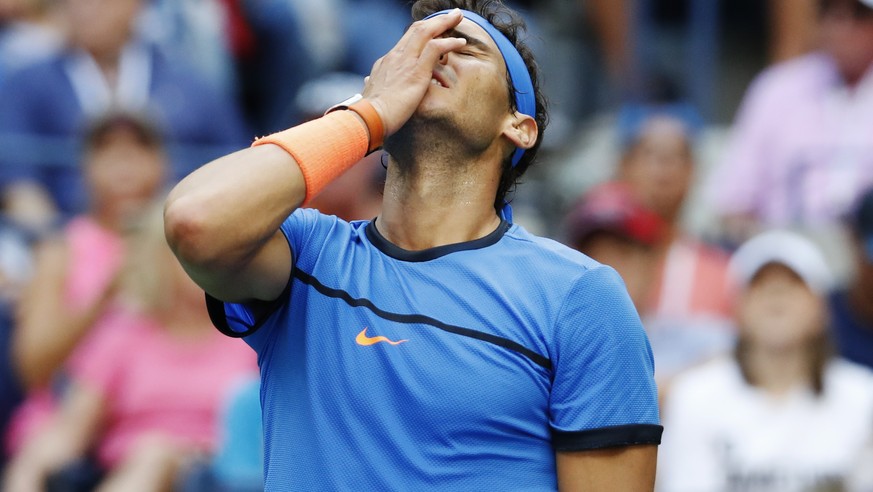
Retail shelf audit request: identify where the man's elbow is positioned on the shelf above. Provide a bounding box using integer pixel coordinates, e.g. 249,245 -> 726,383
163,196 -> 221,267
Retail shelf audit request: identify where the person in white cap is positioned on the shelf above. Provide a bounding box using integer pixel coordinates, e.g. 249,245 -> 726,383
657,229 -> 873,492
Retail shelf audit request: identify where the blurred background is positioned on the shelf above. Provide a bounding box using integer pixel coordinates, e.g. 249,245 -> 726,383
0,0 -> 872,490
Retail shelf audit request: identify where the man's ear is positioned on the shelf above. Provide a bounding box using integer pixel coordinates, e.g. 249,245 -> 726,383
502,111 -> 538,150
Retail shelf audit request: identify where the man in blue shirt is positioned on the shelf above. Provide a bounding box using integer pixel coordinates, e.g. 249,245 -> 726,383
165,1 -> 662,489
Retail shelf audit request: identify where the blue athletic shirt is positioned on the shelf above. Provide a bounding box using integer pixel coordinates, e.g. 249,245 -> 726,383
207,208 -> 662,491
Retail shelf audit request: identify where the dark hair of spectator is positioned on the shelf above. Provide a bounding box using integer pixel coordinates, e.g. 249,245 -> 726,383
734,331 -> 834,396
84,112 -> 163,153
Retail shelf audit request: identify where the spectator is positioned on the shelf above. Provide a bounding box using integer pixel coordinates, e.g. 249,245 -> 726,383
225,0 -> 315,134
0,0 -> 63,84
2,204 -> 257,492
709,0 -> 873,242
829,186 -> 873,370
210,378 -> 263,491
139,0 -> 236,98
0,0 -> 247,232
658,229 -> 873,491
615,104 -> 736,382
284,0 -> 345,75
5,112 -> 167,456
0,218 -> 32,468
768,0 -> 820,62
617,103 -> 733,322
848,433 -> 873,491
562,181 -> 665,312
340,0 -> 415,77
178,376 -> 264,492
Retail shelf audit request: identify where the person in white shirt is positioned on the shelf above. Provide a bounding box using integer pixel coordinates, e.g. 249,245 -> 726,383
657,229 -> 873,492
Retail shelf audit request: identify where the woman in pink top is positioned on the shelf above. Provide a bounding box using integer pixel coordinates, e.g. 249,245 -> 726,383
615,106 -> 736,385
616,108 -> 734,322
5,112 -> 167,454
4,205 -> 258,492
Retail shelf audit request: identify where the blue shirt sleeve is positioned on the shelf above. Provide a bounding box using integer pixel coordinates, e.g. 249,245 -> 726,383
549,264 -> 663,450
205,209 -> 326,353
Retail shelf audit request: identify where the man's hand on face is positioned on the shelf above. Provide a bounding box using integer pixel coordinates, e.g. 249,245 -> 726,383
362,9 -> 467,138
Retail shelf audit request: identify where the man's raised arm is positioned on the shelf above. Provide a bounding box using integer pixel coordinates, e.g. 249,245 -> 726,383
163,10 -> 468,303
163,144 -> 303,303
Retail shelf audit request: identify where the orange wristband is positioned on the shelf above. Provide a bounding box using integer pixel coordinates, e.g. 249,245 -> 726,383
325,96 -> 384,154
346,100 -> 384,153
252,111 -> 369,204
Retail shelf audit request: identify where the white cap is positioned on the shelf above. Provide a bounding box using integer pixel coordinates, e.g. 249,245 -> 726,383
863,0 -> 873,8
728,230 -> 834,295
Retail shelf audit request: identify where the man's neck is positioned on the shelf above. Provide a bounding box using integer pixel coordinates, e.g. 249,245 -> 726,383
376,153 -> 502,251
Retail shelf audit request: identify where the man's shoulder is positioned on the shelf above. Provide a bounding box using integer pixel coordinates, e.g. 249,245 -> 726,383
285,208 -> 361,229
504,223 -> 601,270
502,225 -> 628,305
283,207 -> 359,233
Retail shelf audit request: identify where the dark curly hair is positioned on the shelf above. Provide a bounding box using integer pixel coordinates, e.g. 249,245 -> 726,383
410,0 -> 549,214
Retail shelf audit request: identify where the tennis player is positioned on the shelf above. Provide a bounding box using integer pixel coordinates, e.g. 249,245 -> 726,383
164,1 -> 662,489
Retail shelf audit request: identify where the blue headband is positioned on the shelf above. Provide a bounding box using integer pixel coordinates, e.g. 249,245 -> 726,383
424,9 -> 536,167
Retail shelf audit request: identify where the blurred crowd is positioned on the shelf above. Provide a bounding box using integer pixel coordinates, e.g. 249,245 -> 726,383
0,0 -> 872,490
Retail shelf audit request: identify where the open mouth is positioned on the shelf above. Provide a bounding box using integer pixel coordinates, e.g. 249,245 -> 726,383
430,72 -> 448,88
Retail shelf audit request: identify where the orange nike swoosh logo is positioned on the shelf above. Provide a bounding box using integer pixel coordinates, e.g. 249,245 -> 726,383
356,328 -> 408,346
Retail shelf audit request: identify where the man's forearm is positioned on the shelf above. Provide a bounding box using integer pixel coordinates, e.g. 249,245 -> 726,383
164,144 -> 304,302
164,144 -> 305,270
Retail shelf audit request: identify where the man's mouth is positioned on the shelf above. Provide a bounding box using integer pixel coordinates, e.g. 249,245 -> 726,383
430,73 -> 448,88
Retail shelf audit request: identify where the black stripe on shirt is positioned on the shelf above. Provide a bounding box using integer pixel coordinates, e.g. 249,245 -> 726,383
551,424 -> 663,451
292,268 -> 552,370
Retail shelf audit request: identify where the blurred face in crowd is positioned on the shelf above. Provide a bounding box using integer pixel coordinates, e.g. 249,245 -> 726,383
576,232 -> 654,310
819,0 -> 873,85
618,117 -> 694,225
737,263 -> 826,351
62,0 -> 141,57
84,126 -> 165,224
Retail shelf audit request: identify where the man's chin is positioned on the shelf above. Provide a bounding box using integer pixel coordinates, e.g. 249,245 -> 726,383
385,110 -> 460,156
413,95 -> 449,119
